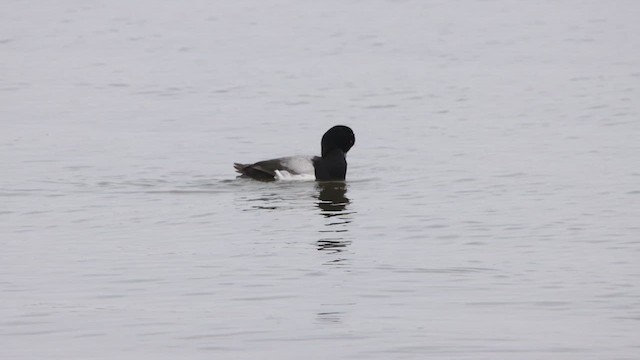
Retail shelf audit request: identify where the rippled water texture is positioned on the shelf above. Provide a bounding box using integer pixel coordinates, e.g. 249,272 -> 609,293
2,1 -> 640,359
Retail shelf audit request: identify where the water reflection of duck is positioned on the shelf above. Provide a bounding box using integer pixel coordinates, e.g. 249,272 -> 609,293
316,182 -> 352,253
316,181 -> 349,215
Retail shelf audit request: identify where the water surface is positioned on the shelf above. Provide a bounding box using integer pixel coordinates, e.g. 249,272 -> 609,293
2,1 -> 640,359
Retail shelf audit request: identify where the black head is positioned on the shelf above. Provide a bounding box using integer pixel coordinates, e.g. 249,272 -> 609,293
321,125 -> 355,157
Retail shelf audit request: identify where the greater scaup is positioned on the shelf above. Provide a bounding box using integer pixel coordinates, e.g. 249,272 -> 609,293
234,125 -> 355,181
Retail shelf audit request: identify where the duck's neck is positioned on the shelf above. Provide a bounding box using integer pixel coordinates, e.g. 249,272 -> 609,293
315,149 -> 347,181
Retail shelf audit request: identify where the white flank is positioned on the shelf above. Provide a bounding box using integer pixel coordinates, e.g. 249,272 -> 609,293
275,170 -> 315,181
281,156 -> 315,174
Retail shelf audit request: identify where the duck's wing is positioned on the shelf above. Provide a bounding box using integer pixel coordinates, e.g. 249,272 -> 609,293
234,156 -> 314,181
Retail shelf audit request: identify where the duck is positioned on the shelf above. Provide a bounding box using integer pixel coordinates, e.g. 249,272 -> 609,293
234,125 -> 355,181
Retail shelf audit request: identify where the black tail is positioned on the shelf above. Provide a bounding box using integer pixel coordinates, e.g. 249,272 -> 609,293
233,163 -> 248,174
233,162 -> 276,181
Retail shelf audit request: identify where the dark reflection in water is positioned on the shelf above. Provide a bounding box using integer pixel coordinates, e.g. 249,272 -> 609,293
244,192 -> 281,211
315,182 -> 353,255
315,311 -> 344,324
317,182 -> 350,215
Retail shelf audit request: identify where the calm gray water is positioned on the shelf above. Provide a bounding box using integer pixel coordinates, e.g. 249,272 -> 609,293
2,1 -> 640,359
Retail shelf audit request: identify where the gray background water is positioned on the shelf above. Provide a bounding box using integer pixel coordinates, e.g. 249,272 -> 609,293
2,1 -> 639,359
